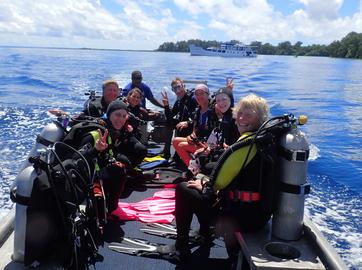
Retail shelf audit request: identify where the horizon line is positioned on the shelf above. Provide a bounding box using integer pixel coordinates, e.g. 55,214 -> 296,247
0,45 -> 171,52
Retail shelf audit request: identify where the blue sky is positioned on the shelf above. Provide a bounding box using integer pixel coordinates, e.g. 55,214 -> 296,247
0,0 -> 361,50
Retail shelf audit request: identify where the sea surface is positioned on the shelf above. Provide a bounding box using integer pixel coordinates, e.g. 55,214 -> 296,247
0,47 -> 361,269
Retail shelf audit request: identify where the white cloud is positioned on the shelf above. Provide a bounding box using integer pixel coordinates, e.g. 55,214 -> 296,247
298,0 -> 343,20
174,0 -> 218,16
174,0 -> 362,45
0,0 -> 361,49
173,20 -> 203,41
0,0 -> 129,40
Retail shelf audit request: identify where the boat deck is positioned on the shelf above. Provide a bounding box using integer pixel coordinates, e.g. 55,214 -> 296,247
97,184 -> 230,270
0,177 -> 230,270
0,143 -> 348,270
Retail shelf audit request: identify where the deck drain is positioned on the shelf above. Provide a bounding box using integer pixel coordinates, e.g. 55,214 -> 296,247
264,242 -> 301,260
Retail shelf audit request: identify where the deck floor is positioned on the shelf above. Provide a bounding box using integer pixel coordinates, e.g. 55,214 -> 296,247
96,180 -> 230,270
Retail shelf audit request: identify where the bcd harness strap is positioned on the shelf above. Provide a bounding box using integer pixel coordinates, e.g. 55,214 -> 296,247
228,190 -> 261,202
278,145 -> 309,162
280,182 -> 310,195
36,134 -> 54,147
10,188 -> 31,206
10,171 -> 50,206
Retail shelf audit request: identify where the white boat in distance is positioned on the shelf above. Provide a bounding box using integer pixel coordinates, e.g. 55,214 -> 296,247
189,42 -> 257,57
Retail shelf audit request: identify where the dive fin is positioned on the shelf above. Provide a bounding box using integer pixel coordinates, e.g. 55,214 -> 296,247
140,223 -> 200,241
109,238 -> 158,256
108,237 -> 176,257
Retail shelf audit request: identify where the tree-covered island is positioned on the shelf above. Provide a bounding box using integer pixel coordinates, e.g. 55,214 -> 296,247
156,32 -> 362,59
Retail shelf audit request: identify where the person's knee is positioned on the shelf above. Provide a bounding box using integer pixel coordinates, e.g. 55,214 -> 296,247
178,141 -> 189,151
176,181 -> 189,194
138,143 -> 147,156
172,138 -> 179,147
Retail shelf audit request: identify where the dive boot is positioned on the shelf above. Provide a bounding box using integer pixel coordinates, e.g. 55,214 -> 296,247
174,235 -> 191,262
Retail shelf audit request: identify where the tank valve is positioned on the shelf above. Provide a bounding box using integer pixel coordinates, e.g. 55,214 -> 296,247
298,115 -> 308,125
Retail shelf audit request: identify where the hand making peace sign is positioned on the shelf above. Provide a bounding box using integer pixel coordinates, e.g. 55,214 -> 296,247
95,128 -> 109,152
226,77 -> 234,90
161,91 -> 169,107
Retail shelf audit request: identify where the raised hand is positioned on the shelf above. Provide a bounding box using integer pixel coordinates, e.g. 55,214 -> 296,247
95,128 -> 108,152
161,91 -> 169,107
226,77 -> 234,90
48,109 -> 69,117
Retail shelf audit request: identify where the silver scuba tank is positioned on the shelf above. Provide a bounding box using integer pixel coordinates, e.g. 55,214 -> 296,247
272,116 -> 310,241
12,166 -> 38,262
19,121 -> 66,171
11,120 -> 65,263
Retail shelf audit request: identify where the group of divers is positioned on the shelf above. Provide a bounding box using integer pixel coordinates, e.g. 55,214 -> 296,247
45,70 -> 279,267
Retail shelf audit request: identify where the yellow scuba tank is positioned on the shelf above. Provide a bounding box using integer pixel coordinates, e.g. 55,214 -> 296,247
272,115 -> 310,241
11,120 -> 66,263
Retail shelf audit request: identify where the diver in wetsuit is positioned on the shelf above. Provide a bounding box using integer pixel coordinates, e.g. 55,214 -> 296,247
79,100 -> 147,214
161,77 -> 197,159
83,80 -> 120,118
185,87 -> 239,177
174,94 -> 272,263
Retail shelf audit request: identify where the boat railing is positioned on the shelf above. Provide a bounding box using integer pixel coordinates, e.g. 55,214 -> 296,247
0,208 -> 15,249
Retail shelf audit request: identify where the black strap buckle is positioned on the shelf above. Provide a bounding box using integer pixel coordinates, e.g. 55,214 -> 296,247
279,146 -> 309,162
280,182 -> 310,195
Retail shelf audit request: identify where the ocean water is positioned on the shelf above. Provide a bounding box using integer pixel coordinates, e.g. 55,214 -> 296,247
0,47 -> 361,269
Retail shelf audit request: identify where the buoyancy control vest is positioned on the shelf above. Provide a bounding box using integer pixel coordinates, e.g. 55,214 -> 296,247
11,118 -> 103,268
204,114 -> 309,233
88,130 -> 114,170
206,132 -> 275,231
63,118 -> 107,149
83,96 -> 107,118
11,120 -> 66,264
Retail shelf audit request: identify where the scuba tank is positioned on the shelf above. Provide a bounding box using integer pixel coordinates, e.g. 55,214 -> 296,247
19,120 -> 67,171
11,118 -> 66,263
272,115 -> 310,240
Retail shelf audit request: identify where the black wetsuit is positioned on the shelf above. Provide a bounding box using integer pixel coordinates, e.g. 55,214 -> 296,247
163,92 -> 197,158
175,135 -> 273,256
79,122 -> 147,211
164,91 -> 197,136
199,108 -> 239,175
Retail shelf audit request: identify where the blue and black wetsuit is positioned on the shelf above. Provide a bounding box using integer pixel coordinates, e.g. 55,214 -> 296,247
192,105 -> 219,143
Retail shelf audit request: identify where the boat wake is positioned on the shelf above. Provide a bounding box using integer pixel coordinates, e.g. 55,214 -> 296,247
308,143 -> 320,161
306,174 -> 362,269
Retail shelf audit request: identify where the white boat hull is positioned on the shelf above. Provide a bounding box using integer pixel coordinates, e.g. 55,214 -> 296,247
189,44 -> 257,58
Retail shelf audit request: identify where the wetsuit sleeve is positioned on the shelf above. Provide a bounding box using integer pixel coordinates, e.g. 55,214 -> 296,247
164,100 -> 178,122
213,143 -> 257,191
164,104 -> 173,121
